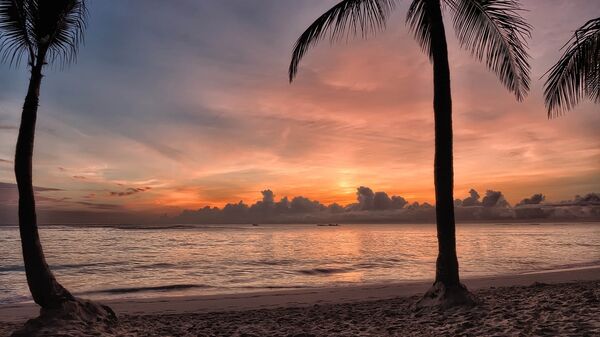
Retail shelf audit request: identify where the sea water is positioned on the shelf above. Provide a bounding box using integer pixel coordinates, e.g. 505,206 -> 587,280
1,222 -> 599,304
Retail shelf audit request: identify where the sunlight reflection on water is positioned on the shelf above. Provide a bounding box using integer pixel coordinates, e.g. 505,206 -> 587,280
0,222 -> 599,304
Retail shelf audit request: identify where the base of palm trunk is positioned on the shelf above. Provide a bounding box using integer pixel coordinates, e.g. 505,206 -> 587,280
416,281 -> 478,309
10,298 -> 117,337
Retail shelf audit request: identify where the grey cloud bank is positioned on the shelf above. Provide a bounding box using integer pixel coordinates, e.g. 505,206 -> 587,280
0,183 -> 598,224
166,189 -> 600,225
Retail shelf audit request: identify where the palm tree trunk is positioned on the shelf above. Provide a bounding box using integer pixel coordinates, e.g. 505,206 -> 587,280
426,0 -> 460,288
15,60 -> 74,309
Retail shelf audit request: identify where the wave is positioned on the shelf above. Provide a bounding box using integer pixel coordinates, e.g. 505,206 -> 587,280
237,285 -> 314,290
353,262 -> 396,269
0,294 -> 30,305
0,265 -> 24,272
53,261 -> 124,271
113,225 -> 197,230
295,258 -> 407,276
520,260 -> 600,276
76,283 -> 314,298
0,261 -> 124,273
80,284 -> 213,295
546,260 -> 600,270
111,224 -> 259,231
247,259 -> 296,266
137,263 -> 177,269
49,223 -> 264,231
296,267 -> 354,275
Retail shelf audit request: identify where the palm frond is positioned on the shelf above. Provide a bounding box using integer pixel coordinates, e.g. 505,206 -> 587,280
31,0 -> 87,67
0,0 -> 34,66
406,0 -> 433,59
289,0 -> 396,82
447,0 -> 532,101
544,17 -> 600,117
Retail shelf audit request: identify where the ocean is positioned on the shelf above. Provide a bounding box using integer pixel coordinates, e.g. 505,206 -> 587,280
1,222 -> 599,304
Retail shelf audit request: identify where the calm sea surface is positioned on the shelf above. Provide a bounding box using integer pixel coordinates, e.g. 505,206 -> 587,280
1,222 -> 599,304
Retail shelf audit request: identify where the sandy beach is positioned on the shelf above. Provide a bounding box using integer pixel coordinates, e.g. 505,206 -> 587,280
1,266 -> 598,336
1,0 -> 598,335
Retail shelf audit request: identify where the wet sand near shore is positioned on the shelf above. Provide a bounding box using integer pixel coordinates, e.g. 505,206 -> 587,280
1,267 -> 598,336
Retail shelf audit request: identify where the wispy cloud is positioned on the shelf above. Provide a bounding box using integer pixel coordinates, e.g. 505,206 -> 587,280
109,187 -> 152,197
0,0 -> 598,222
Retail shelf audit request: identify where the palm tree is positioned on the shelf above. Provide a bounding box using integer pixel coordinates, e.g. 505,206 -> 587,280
289,0 -> 531,306
0,0 -> 85,309
544,17 -> 599,117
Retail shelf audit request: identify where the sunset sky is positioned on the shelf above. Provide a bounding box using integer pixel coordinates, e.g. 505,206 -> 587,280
0,0 -> 598,220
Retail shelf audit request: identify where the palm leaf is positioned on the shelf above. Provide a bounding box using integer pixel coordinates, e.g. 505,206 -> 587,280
447,0 -> 532,101
288,0 -> 396,82
544,17 -> 600,117
31,0 -> 87,67
405,0 -> 433,59
0,0 -> 34,65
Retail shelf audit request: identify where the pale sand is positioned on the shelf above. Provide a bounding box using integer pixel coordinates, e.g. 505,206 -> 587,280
1,266 -> 599,336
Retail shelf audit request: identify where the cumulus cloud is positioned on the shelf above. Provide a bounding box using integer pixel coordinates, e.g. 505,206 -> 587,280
373,192 -> 391,210
354,187 -> 408,211
481,190 -> 509,208
391,196 -> 408,209
168,186 -> 598,224
223,201 -> 249,216
356,186 -> 375,210
407,201 -> 433,210
327,203 -> 344,213
517,193 -> 545,206
559,193 -> 600,206
3,182 -> 597,224
574,193 -> 600,205
456,189 -> 509,208
461,189 -> 481,206
290,196 -> 325,213
261,189 -> 275,204
171,186 -> 413,223
274,196 -> 290,213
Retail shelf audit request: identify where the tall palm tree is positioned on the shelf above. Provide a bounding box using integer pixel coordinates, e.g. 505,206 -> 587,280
289,0 -> 531,306
544,17 -> 599,117
0,0 -> 86,309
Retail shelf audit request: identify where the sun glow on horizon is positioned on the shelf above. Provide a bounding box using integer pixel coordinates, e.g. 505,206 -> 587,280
0,1 -> 598,223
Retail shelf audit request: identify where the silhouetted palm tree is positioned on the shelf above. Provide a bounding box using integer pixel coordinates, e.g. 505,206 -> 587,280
289,0 -> 531,306
0,0 -> 86,309
544,17 -> 599,117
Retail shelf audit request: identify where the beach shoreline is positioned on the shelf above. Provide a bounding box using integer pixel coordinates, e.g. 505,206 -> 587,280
1,265 -> 599,336
1,265 -> 598,322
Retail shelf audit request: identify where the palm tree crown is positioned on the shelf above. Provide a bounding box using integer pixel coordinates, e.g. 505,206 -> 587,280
289,0 -> 531,100
544,17 -> 599,117
0,0 -> 86,67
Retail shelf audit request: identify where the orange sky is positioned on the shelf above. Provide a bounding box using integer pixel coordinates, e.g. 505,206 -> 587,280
0,1 -> 598,218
